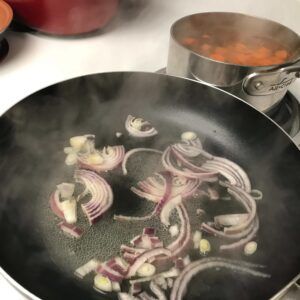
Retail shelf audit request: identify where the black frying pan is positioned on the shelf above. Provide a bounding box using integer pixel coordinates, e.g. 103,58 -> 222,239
0,72 -> 299,300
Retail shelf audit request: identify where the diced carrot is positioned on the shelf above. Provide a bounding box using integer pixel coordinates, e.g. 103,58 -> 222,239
214,47 -> 227,55
232,53 -> 249,65
181,37 -> 197,46
210,53 -> 225,62
201,44 -> 211,51
234,42 -> 248,52
257,47 -> 271,56
275,50 -> 288,60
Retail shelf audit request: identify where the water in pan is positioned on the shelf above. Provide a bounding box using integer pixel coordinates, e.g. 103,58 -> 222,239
33,137 -> 256,299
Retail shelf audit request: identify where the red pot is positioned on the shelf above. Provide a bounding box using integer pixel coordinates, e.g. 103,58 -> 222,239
6,0 -> 119,36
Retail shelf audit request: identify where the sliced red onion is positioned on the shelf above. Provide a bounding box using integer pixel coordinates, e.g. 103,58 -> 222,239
78,145 -> 125,173
170,257 -> 270,300
172,143 -> 202,158
49,190 -> 64,219
165,204 -> 191,258
129,267 -> 180,285
160,195 -> 182,226
130,234 -> 163,249
143,227 -> 156,236
205,186 -> 219,201
201,220 -> 255,240
130,282 -> 142,295
50,184 -> 76,223
220,217 -> 259,251
125,115 -> 158,138
96,264 -> 124,282
74,259 -> 100,279
123,252 -> 140,264
122,148 -> 162,175
250,189 -> 263,201
192,231 -> 202,249
138,292 -> 157,300
112,281 -> 121,292
106,257 -> 129,276
58,221 -> 83,239
126,248 -> 171,278
121,244 -> 146,254
162,146 -> 217,180
115,172 -> 172,222
183,255 -> 191,266
60,198 -> 77,224
202,156 -> 251,192
56,183 -> 75,199
174,258 -> 185,270
132,174 -> 200,203
169,224 -> 179,237
214,213 -> 249,228
118,293 -> 139,300
223,184 -> 256,234
201,183 -> 257,245
121,245 -> 146,264
150,281 -> 167,300
153,276 -> 168,290
75,169 -> 113,225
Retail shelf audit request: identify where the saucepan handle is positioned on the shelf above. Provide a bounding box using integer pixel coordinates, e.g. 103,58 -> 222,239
243,63 -> 300,97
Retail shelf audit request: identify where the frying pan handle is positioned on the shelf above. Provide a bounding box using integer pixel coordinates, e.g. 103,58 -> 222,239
243,63 -> 300,96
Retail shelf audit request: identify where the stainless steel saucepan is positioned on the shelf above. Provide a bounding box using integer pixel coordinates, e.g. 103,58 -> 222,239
167,12 -> 300,112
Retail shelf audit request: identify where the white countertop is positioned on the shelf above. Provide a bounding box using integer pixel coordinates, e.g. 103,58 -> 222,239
1,0 -> 300,298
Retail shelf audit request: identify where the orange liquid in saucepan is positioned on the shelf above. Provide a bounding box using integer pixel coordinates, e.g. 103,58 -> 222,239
180,34 -> 291,66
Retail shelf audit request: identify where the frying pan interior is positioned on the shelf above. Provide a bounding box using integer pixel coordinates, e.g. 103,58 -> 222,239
0,72 -> 299,300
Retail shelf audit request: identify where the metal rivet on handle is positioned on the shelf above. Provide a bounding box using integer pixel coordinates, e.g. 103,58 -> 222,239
254,81 -> 264,90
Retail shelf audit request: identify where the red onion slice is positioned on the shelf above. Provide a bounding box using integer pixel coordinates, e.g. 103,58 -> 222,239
118,293 -> 139,300
122,148 -> 162,175
131,234 -> 163,249
202,157 -> 251,192
162,146 -> 217,180
160,195 -> 182,226
74,259 -> 100,279
138,292 -> 157,300
130,282 -> 142,295
125,115 -> 158,138
223,184 -> 256,234
220,217 -> 259,251
214,213 -> 249,228
56,183 -> 75,199
126,248 -> 171,278
172,143 -> 203,158
49,190 -> 64,219
143,227 -> 156,236
58,221 -> 83,239
96,263 -> 125,282
114,172 -> 172,222
170,257 -> 270,300
78,145 -> 125,173
75,169 -> 113,225
166,204 -> 191,258
131,174 -> 200,204
149,281 -> 167,300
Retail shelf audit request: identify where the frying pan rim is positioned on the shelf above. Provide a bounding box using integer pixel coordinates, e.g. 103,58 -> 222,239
0,71 -> 299,300
0,71 -> 298,151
